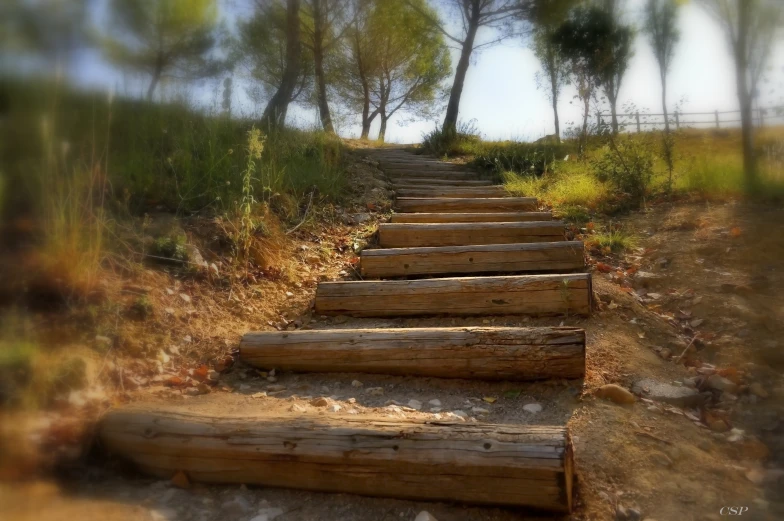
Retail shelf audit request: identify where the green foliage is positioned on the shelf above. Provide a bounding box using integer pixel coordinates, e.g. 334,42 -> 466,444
101,0 -> 226,99
152,234 -> 188,262
338,0 -> 451,140
130,295 -> 154,319
556,205 -> 591,225
236,0 -> 314,106
421,121 -> 482,157
472,142 -> 571,176
4,79 -> 347,221
644,0 -> 680,78
504,167 -> 608,210
592,136 -> 656,206
589,228 -> 638,253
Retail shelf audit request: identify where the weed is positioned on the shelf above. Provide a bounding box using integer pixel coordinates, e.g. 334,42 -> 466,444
151,235 -> 189,263
588,228 -> 637,253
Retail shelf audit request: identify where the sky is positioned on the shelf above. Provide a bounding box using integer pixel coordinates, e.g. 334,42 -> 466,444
68,0 -> 784,143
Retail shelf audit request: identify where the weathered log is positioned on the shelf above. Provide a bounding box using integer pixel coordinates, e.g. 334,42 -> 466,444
395,186 -> 507,198
396,197 -> 537,213
390,177 -> 493,186
377,222 -> 564,248
361,241 -> 584,277
386,170 -> 479,180
99,407 -> 574,512
241,326 -> 585,380
314,273 -> 592,317
390,212 -> 553,223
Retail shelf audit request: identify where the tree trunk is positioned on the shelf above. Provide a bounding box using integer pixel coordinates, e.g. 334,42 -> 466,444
548,48 -> 560,142
660,70 -> 670,133
378,114 -> 388,142
147,58 -> 163,101
261,0 -> 302,131
607,83 -> 619,134
734,4 -> 757,187
312,0 -> 334,133
442,9 -> 480,134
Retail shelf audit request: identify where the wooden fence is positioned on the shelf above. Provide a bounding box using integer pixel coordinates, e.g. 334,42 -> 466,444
596,105 -> 784,132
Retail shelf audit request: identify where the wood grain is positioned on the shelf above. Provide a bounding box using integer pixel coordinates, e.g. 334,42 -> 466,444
396,197 -> 537,213
314,273 -> 592,317
388,178 -> 494,186
99,408 -> 574,512
361,241 -> 584,277
377,222 -> 564,247
395,186 -> 507,198
390,212 -> 553,223
241,326 -> 585,380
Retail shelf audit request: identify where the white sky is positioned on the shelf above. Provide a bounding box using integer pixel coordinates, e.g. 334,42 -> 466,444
71,0 -> 784,143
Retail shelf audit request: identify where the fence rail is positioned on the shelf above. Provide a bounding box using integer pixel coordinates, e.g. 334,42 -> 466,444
596,105 -> 784,132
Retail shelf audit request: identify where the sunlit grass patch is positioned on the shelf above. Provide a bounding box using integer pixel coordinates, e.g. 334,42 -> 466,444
588,228 -> 638,253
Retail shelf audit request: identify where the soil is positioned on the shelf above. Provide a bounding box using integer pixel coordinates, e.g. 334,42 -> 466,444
3,150 -> 784,521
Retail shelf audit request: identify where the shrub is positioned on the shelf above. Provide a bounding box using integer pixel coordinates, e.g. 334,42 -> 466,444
592,136 -> 655,206
421,120 -> 482,157
472,142 -> 571,176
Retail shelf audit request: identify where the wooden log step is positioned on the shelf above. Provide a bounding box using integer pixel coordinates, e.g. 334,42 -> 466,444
385,170 -> 479,180
390,212 -> 553,223
361,241 -> 584,277
390,177 -> 493,186
395,186 -> 507,198
241,326 -> 586,380
378,222 -> 565,248
100,407 -> 574,511
396,197 -> 537,213
378,158 -> 464,165
314,273 -> 592,317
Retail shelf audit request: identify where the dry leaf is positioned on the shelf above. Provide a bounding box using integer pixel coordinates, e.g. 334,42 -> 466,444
482,397 -> 497,404
171,470 -> 190,489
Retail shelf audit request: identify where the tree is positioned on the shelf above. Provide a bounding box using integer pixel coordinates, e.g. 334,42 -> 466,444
237,0 -> 313,115
598,6 -> 633,134
644,0 -> 680,133
408,0 -> 536,134
101,0 -> 225,100
337,0 -> 380,139
260,0 -> 303,130
532,27 -> 568,141
699,0 -> 783,185
300,0 -> 353,133
553,6 -> 632,139
368,0 -> 451,141
552,6 -> 600,151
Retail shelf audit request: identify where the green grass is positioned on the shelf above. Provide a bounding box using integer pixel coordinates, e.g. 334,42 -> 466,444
503,167 -> 609,211
3,78 -> 347,219
588,229 -> 638,253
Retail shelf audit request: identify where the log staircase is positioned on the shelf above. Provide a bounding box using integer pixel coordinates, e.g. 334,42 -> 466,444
99,148 -> 590,514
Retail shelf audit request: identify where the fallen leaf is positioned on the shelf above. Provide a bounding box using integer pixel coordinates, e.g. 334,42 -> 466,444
503,390 -> 521,399
171,470 -> 190,489
193,365 -> 209,381
483,396 -> 497,403
596,262 -> 613,273
730,227 -> 742,238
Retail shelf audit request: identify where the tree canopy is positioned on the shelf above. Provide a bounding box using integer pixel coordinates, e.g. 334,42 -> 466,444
101,0 -> 226,100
